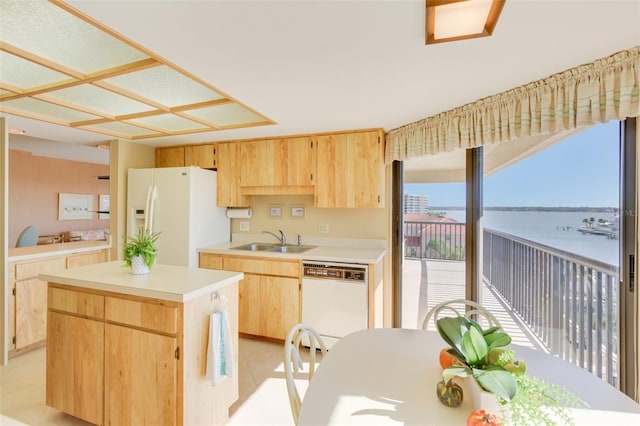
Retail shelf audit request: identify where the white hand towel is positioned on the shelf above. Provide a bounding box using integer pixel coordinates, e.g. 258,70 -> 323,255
206,310 -> 235,386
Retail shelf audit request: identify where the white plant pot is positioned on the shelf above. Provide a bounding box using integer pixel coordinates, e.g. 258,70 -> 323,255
130,255 -> 150,275
464,377 -> 510,422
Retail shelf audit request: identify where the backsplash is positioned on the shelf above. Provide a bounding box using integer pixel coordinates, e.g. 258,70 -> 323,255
229,194 -> 387,242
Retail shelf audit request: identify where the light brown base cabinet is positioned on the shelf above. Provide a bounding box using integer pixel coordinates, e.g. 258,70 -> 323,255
200,253 -> 300,341
46,282 -> 239,426
7,247 -> 109,356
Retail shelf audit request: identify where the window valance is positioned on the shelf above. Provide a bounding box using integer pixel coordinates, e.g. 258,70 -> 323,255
385,46 -> 640,162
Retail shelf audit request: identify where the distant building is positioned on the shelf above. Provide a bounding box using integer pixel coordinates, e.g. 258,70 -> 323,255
404,193 -> 429,215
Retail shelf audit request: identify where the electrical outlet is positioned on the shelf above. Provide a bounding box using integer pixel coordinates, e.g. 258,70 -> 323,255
239,221 -> 250,231
319,223 -> 329,234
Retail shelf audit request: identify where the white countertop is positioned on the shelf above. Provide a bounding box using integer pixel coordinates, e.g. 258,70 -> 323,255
8,241 -> 111,262
40,261 -> 244,302
199,241 -> 385,264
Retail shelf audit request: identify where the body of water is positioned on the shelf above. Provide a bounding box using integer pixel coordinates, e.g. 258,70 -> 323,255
438,209 -> 619,266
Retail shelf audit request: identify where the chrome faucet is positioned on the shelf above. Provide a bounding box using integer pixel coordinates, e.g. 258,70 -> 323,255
263,229 -> 286,246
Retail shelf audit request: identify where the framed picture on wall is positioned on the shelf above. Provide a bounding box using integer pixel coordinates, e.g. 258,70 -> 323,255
58,193 -> 93,220
99,195 -> 110,220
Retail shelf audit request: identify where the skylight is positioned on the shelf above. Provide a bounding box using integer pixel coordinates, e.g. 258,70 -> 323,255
0,0 -> 275,140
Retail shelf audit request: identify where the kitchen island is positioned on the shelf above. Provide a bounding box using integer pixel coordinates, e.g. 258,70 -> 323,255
40,261 -> 243,426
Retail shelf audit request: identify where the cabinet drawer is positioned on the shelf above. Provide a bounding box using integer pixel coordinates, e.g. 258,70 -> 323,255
200,253 -> 223,270
16,257 -> 66,280
105,297 -> 178,335
48,287 -> 104,319
223,256 -> 300,278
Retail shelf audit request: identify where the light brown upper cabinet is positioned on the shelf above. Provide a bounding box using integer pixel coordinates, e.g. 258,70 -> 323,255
315,130 -> 385,208
185,144 -> 217,169
216,142 -> 250,207
239,136 -> 315,195
156,147 -> 185,168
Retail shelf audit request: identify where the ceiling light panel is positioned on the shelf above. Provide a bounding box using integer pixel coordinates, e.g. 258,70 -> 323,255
2,97 -> 102,122
103,65 -> 226,107
0,51 -> 71,89
80,121 -> 161,138
128,114 -> 210,133
187,104 -> 267,127
40,84 -> 154,117
0,0 -> 148,75
434,0 -> 493,39
0,0 -> 275,140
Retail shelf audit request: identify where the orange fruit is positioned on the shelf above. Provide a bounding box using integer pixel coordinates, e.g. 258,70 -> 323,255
439,347 -> 458,369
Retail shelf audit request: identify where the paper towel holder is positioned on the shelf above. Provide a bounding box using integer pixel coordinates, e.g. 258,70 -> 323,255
226,207 -> 252,219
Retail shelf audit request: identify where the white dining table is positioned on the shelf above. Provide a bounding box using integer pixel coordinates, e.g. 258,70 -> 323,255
297,328 -> 640,425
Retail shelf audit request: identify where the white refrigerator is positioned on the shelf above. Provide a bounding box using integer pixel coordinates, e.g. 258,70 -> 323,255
126,166 -> 230,267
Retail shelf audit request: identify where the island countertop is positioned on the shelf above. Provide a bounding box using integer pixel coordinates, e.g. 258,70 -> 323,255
40,260 -> 244,302
8,240 -> 111,262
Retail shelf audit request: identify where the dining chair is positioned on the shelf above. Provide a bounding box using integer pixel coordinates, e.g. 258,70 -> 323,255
421,298 -> 502,330
15,225 -> 39,247
284,323 -> 328,424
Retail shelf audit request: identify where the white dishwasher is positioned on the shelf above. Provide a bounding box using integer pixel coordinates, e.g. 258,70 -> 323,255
301,261 -> 368,349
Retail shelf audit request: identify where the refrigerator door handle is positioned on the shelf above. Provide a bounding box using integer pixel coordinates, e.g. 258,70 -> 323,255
144,185 -> 158,232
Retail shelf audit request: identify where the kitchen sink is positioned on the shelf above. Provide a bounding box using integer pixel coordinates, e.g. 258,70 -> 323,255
266,245 -> 316,253
232,243 -> 278,251
231,242 -> 316,253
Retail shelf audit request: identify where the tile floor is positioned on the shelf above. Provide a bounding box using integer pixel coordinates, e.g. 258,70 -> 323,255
1,337 -> 298,426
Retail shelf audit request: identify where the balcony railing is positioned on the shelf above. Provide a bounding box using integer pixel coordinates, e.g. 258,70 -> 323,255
404,220 -> 620,386
483,228 -> 619,387
404,221 -> 466,260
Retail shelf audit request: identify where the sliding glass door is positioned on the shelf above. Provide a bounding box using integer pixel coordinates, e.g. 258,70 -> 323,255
395,119 -> 637,394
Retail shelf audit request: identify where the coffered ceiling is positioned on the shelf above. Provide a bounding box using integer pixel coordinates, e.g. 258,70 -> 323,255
1,0 -> 639,159
0,0 -> 274,141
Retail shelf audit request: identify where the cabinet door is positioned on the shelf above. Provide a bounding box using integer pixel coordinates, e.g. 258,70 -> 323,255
280,136 -> 315,187
66,249 -> 109,269
105,324 -> 178,426
261,276 -> 300,340
46,311 -> 104,425
216,142 -> 249,207
240,140 -> 276,187
238,274 -> 261,336
8,276 -> 15,351
240,137 -> 314,190
185,144 -> 216,169
316,131 -> 384,208
156,147 -> 185,167
15,278 -> 47,348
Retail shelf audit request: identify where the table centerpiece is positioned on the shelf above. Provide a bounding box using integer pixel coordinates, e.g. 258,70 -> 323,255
435,315 -> 586,425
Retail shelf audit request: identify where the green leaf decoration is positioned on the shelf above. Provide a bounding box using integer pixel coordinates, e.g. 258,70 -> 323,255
467,318 -> 483,334
484,331 -> 512,350
482,326 -> 502,336
460,325 -> 488,366
436,317 -> 467,353
473,366 -> 518,401
442,365 -> 471,383
488,348 -> 515,365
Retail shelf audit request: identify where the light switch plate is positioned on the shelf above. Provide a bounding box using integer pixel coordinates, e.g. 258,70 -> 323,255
240,221 -> 250,231
319,224 -> 329,234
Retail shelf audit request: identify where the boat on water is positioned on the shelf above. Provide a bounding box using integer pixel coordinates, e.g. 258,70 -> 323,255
577,215 -> 619,239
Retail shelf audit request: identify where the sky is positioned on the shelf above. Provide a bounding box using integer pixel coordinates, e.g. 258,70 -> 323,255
404,120 -> 621,208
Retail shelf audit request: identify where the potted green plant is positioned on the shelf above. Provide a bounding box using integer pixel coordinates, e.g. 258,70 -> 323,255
122,227 -> 161,274
435,316 -> 585,425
